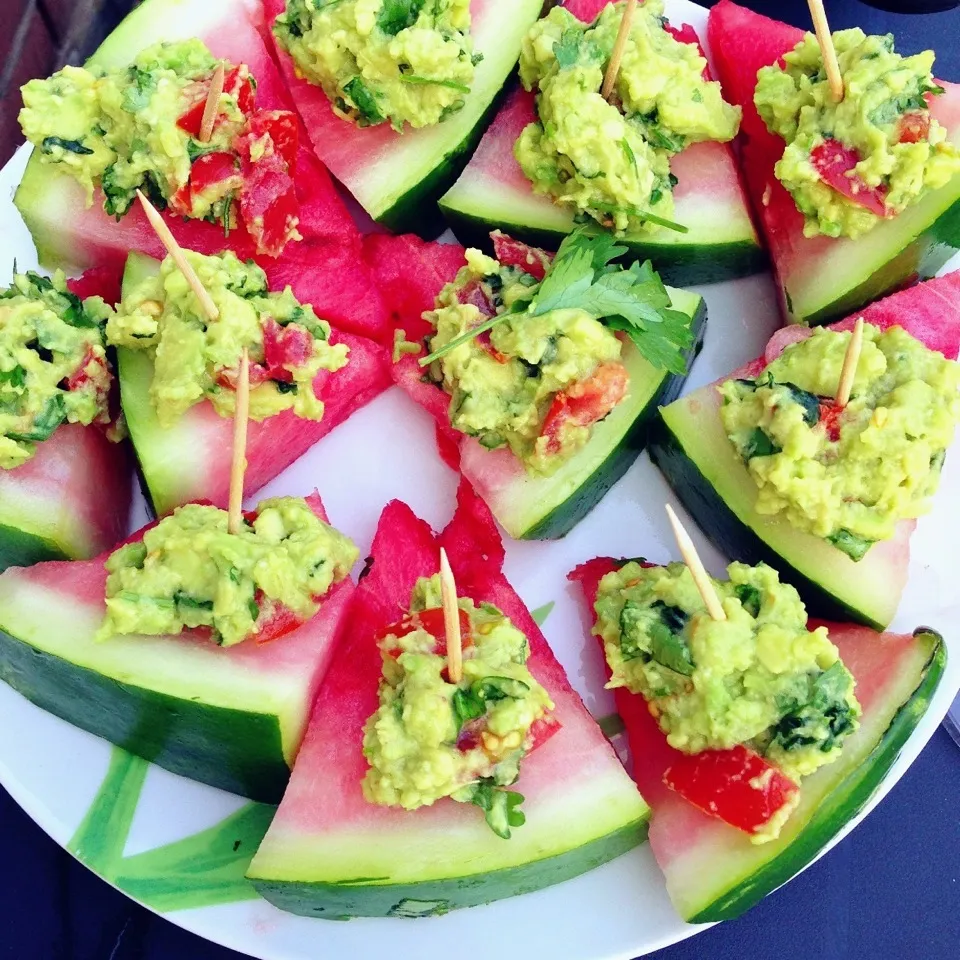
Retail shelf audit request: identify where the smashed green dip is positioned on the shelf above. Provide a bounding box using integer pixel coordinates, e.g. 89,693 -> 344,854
516,1 -> 740,234
0,271 -> 113,469
755,30 -> 960,238
109,250 -> 348,427
97,497 -> 358,647
721,325 -> 960,559
274,0 -> 477,130
594,560 -> 860,786
363,575 -> 553,838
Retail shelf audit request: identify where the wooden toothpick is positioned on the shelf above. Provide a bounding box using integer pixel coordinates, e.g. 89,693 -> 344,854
807,0 -> 844,102
198,61 -> 226,144
665,504 -> 726,621
835,316 -> 864,407
439,547 -> 463,684
227,348 -> 250,536
136,190 -> 219,322
601,0 -> 637,101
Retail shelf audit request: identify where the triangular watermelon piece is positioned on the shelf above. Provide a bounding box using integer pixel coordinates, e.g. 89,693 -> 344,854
119,253 -> 392,516
569,558 -> 945,922
0,493 -> 354,802
13,0 -> 358,276
707,0 -> 960,325
650,271 -> 960,629
439,1 -> 763,285
247,479 -> 648,918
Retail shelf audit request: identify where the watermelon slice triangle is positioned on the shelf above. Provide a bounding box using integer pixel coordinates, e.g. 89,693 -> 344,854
247,480 -> 648,918
0,493 -> 354,803
649,270 -> 960,629
707,0 -> 960,325
569,557 -> 945,923
13,0 -> 358,276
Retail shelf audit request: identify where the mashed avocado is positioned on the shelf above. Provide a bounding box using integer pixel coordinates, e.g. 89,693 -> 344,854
362,575 -> 553,838
274,0 -> 476,131
0,271 -> 113,469
97,497 -> 358,647
109,250 -> 348,427
594,560 -> 860,793
515,1 -> 740,234
755,30 -> 960,239
721,325 -> 960,558
424,248 -> 626,474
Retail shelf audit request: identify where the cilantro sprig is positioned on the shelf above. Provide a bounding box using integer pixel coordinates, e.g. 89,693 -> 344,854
419,228 -> 695,374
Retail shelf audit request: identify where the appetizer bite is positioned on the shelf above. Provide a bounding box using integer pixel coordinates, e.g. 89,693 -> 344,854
0,492 -> 357,801
570,548 -> 944,921
263,0 -> 543,232
440,0 -> 763,285
649,270 -> 960,628
13,0 -> 356,274
0,269 -> 130,568
708,0 -> 960,324
248,481 -> 648,916
114,248 -> 390,516
381,229 -> 705,539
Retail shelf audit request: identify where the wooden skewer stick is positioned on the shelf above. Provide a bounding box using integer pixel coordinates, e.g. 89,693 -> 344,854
665,504 -> 726,622
601,0 -> 637,101
439,547 -> 463,684
227,348 -> 250,536
136,190 -> 219,322
835,316 -> 864,407
198,61 -> 226,144
806,0 -> 843,102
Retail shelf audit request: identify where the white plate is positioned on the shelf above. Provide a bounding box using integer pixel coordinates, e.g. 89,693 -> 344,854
1,2 -> 959,956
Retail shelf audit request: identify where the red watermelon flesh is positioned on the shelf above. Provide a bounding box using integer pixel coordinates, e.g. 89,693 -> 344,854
15,0 -> 357,276
66,265 -> 123,306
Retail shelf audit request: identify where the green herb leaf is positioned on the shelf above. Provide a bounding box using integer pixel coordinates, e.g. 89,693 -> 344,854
377,0 -> 425,35
460,780 -> 526,839
734,583 -> 762,618
400,75 -> 471,94
826,528 -> 874,562
742,427 -> 780,459
343,77 -> 383,125
40,136 -> 94,156
452,687 -> 485,732
122,66 -> 158,113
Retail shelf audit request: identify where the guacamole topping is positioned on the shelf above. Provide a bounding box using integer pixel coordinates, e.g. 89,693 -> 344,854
594,561 -> 860,794
515,1 -> 740,234
755,30 -> 960,239
0,271 -> 113,469
721,325 -> 960,559
362,575 -> 554,838
108,250 -> 348,427
274,0 -> 477,131
97,497 -> 358,647
19,40 -> 302,256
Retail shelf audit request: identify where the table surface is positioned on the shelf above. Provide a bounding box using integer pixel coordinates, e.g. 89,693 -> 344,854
3,1 -> 960,958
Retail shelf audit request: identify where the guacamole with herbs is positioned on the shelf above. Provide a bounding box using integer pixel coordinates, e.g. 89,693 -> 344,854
515,1 -> 740,234
273,0 -> 477,131
424,248 -> 627,474
721,325 -> 960,559
362,575 -> 553,838
0,271 -> 113,469
755,30 -> 960,239
594,560 -> 860,789
97,497 -> 358,647
109,250 -> 348,427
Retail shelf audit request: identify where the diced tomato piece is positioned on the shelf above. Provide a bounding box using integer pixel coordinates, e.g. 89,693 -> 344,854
190,151 -> 239,193
65,347 -> 107,392
539,362 -> 630,456
662,744 -> 800,837
457,278 -> 495,316
254,598 -> 304,645
810,139 -> 889,217
238,110 -> 299,170
897,112 -> 931,144
225,65 -> 255,116
491,230 -> 553,280
530,715 -> 561,750
177,64 -> 256,137
377,607 -> 473,657
818,398 -> 845,441
238,151 -> 299,258
263,316 -> 314,378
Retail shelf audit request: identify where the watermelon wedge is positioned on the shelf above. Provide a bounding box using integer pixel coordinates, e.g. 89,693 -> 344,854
119,253 -> 392,516
13,0 -> 358,277
369,232 -> 707,539
569,558 -> 945,922
438,1 -> 764,285
0,493 -> 353,802
708,0 -> 960,325
649,270 -> 960,629
247,480 -> 648,918
261,0 -> 544,234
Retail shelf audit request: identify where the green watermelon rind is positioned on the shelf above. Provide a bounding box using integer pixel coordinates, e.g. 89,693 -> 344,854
0,523 -> 69,569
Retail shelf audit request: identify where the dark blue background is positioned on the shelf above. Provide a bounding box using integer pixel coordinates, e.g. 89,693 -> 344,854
2,1 -> 959,957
